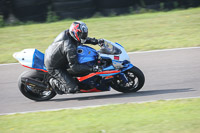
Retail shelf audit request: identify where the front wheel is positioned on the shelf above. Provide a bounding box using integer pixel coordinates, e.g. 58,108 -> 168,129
111,66 -> 145,93
18,70 -> 56,101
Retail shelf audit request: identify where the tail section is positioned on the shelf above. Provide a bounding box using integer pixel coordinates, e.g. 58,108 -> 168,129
13,49 -> 47,72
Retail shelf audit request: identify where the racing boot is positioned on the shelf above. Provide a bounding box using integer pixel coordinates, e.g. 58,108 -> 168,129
49,78 -> 79,94
67,86 -> 79,94
49,78 -> 64,94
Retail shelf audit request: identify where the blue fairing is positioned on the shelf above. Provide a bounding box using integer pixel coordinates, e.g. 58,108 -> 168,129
30,46 -> 97,71
32,49 -> 46,70
103,65 -> 115,71
98,63 -> 134,77
121,63 -> 134,72
31,47 -> 133,74
77,45 -> 98,64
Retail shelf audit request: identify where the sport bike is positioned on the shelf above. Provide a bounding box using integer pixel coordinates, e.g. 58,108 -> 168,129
13,39 -> 145,101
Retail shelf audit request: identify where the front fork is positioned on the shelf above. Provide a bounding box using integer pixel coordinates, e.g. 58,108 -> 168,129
116,63 -> 134,83
117,73 -> 129,83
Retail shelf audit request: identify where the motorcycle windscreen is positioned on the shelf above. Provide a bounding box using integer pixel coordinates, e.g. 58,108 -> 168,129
99,41 -> 122,55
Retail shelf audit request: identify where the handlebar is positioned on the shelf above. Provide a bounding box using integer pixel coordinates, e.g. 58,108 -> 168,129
98,39 -> 105,47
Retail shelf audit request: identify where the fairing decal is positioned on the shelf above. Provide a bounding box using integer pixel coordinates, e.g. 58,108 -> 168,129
80,88 -> 101,93
77,70 -> 120,82
22,64 -> 48,73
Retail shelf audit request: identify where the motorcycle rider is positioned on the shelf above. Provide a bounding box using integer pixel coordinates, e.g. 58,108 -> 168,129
45,21 -> 103,94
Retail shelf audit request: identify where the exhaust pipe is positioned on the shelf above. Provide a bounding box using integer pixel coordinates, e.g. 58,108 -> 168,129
21,77 -> 48,89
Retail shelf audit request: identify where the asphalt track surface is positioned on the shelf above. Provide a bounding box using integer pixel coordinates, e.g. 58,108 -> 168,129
0,47 -> 200,115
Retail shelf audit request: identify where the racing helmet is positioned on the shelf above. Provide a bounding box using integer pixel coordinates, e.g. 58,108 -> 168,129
69,21 -> 88,43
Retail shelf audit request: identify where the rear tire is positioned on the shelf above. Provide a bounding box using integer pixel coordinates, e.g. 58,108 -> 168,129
111,66 -> 145,93
18,70 -> 56,101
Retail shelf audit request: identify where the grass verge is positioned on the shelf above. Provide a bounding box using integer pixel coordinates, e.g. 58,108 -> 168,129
0,8 -> 200,63
0,98 -> 200,133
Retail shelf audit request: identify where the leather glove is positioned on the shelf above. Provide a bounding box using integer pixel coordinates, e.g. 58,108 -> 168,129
92,65 -> 103,72
90,37 -> 98,45
98,39 -> 104,47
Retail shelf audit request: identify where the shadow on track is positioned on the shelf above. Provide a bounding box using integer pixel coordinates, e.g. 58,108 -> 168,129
49,88 -> 195,102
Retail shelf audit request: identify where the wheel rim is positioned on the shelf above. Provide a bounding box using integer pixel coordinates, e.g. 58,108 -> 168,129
115,71 -> 139,90
25,85 -> 53,98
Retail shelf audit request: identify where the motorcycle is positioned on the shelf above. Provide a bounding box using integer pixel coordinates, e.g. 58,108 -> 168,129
13,39 -> 145,101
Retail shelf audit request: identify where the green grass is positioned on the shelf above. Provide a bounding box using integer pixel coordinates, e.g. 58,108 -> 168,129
0,98 -> 200,133
0,8 -> 200,63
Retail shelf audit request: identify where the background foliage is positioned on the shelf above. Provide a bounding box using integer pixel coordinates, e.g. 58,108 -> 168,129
0,0 -> 199,23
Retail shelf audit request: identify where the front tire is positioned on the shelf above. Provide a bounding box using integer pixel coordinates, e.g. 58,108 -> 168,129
18,70 -> 56,101
111,66 -> 145,93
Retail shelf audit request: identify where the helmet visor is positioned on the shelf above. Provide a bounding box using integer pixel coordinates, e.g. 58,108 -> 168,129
80,31 -> 88,43
81,32 -> 88,39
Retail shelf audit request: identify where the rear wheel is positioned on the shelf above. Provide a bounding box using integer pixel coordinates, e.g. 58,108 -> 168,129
18,70 -> 56,101
111,66 -> 145,93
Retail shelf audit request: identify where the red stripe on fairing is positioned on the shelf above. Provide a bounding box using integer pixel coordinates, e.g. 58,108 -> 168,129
80,88 -> 101,93
21,64 -> 48,72
77,70 -> 120,82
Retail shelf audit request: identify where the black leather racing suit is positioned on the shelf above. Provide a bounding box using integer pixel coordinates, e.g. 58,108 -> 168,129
45,29 -> 98,94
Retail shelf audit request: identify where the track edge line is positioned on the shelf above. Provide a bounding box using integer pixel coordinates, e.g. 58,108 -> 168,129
1,96 -> 200,116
